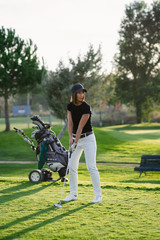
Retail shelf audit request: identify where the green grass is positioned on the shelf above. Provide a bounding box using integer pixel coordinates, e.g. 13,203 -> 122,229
1,121 -> 160,239
0,164 -> 160,240
96,123 -> 160,163
1,123 -> 160,163
0,116 -> 63,131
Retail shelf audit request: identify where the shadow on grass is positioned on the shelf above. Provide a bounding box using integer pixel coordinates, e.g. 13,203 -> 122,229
101,184 -> 160,191
0,182 -> 32,194
0,206 -> 53,230
0,203 -> 92,240
0,182 -> 54,204
121,179 -> 160,184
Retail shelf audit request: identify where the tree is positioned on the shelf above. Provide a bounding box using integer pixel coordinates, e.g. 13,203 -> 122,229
44,45 -> 103,138
114,1 -> 160,123
104,73 -> 118,106
0,26 -> 44,131
45,62 -> 73,120
70,45 -> 103,106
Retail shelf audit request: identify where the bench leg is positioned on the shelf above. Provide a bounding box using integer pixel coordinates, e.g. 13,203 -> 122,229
139,171 -> 147,177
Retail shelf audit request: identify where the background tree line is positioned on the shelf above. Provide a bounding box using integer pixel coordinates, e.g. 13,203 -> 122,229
0,0 -> 160,131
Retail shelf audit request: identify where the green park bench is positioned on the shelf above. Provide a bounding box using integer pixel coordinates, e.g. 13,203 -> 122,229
134,155 -> 160,177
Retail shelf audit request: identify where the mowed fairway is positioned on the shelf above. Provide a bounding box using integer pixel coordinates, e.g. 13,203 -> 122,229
96,123 -> 160,164
0,123 -> 160,239
0,164 -> 160,240
1,123 -> 160,163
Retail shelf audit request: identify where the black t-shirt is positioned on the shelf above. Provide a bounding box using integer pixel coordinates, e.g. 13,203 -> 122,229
67,102 -> 92,134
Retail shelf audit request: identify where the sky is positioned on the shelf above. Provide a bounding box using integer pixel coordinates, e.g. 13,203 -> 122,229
0,0 -> 154,73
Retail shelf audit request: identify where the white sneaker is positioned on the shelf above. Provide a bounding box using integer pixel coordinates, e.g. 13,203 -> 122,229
92,196 -> 102,203
63,194 -> 78,202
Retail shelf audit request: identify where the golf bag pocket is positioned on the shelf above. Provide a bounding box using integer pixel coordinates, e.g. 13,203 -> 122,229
46,151 -> 68,172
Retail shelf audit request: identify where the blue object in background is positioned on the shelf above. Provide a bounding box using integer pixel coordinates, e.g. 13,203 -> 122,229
12,105 -> 31,115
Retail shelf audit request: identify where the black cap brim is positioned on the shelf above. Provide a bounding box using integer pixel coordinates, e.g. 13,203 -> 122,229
74,87 -> 87,93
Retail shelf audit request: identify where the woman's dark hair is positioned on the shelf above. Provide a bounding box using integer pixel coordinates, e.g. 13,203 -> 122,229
70,92 -> 85,104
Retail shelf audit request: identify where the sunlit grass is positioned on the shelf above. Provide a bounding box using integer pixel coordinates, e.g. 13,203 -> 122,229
1,120 -> 160,239
0,164 -> 160,240
95,125 -> 160,163
0,116 -> 63,131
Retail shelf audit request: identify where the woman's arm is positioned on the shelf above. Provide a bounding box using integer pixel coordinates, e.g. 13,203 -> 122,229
68,110 -> 74,146
75,114 -> 90,143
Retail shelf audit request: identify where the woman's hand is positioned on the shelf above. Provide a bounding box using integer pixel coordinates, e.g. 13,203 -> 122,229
69,138 -> 74,146
69,141 -> 77,153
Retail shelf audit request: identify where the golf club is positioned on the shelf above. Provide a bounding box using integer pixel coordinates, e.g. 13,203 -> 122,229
54,151 -> 72,208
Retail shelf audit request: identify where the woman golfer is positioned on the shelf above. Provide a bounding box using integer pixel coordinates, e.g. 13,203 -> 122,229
63,83 -> 102,203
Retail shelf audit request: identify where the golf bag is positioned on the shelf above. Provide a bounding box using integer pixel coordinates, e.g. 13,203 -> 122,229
14,115 -> 68,182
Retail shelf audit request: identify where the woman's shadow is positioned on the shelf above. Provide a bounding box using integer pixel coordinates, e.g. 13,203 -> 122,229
0,202 -> 92,240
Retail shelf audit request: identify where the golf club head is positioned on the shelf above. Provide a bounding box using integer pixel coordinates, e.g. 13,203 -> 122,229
54,203 -> 62,209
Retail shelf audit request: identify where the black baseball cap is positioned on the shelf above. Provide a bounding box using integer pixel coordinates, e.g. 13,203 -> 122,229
71,83 -> 87,94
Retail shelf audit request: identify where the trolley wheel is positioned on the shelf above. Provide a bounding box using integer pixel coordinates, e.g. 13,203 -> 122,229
29,170 -> 44,182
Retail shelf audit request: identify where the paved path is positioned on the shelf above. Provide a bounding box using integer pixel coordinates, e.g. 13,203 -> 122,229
0,161 -> 138,167
0,161 -> 36,164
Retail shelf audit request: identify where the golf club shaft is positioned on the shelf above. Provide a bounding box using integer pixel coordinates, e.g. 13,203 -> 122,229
59,151 -> 72,204
59,165 -> 69,204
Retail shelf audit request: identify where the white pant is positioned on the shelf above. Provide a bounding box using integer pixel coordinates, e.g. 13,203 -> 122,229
68,133 -> 101,197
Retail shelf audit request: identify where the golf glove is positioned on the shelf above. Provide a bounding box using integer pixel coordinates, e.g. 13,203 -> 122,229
70,142 -> 77,153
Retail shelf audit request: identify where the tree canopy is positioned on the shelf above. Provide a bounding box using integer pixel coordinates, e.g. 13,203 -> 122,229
114,1 -> 160,123
44,45 -> 103,121
0,26 -> 44,131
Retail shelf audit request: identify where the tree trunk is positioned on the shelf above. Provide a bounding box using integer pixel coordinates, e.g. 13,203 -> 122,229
57,120 -> 68,140
4,93 -> 10,131
135,103 -> 142,123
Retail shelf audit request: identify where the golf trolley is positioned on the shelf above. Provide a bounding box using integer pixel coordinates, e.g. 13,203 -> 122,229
14,115 -> 68,183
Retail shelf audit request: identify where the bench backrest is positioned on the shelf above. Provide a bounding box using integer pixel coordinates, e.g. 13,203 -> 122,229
141,155 -> 160,167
